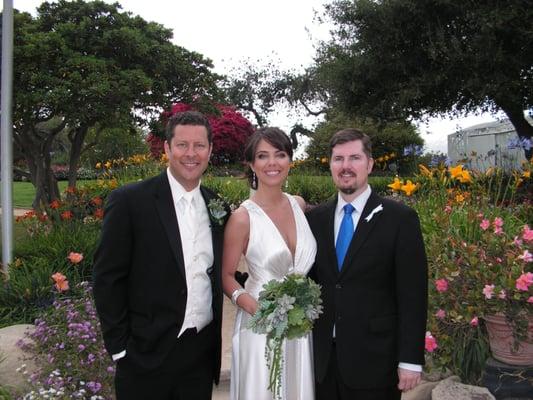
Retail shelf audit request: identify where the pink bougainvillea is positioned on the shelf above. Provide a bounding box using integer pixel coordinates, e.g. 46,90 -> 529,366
148,102 -> 255,165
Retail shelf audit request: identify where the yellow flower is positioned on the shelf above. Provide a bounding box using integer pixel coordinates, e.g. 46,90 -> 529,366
522,170 -> 531,179
384,155 -> 390,161
449,165 -> 464,179
320,157 -> 328,164
390,152 -> 396,158
95,162 -> 102,169
387,177 -> 403,191
401,180 -> 418,196
418,164 -> 432,177
108,179 -> 118,189
457,170 -> 472,184
455,193 -> 465,203
376,157 -> 383,163
104,161 -> 112,169
160,153 -> 169,163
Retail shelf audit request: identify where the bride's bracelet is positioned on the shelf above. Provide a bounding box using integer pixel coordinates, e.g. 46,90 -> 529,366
231,288 -> 248,306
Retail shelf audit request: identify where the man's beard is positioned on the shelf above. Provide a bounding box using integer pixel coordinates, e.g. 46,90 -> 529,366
339,186 -> 357,195
336,170 -> 357,194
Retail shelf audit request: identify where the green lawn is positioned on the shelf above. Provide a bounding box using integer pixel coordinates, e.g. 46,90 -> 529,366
0,216 -> 29,258
12,181 -> 96,208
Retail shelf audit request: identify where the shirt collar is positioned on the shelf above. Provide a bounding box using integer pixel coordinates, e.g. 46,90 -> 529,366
166,168 -> 201,205
336,185 -> 372,216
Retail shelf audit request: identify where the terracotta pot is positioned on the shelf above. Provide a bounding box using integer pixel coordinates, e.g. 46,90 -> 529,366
484,314 -> 533,366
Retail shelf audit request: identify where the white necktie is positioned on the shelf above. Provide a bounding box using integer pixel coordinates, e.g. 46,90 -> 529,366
182,193 -> 196,237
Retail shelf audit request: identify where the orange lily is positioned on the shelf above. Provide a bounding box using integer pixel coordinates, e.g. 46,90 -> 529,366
401,180 -> 418,196
449,165 -> 464,179
388,177 -> 403,191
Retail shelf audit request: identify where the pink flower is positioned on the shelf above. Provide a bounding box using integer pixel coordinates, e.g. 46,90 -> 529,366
518,250 -> 533,263
495,257 -> 503,264
425,331 -> 438,352
444,205 -> 452,214
523,225 -> 533,242
435,309 -> 446,319
479,219 -> 490,230
515,272 -> 533,291
67,252 -> 84,264
528,296 -> 533,304
493,217 -> 504,228
494,226 -> 503,235
513,236 -> 523,247
498,290 -> 506,299
470,316 -> 479,327
51,272 -> 69,293
435,279 -> 448,293
482,284 -> 495,299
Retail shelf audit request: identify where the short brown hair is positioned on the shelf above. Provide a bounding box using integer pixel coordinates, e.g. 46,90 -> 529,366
244,127 -> 293,187
165,111 -> 212,143
330,128 -> 372,158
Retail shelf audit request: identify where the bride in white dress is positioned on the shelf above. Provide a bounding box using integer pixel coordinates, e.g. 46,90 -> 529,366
222,127 -> 317,400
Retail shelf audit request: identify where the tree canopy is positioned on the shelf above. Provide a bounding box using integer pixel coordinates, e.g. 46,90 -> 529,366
313,0 -> 533,158
306,110 -> 424,174
11,0 -> 221,207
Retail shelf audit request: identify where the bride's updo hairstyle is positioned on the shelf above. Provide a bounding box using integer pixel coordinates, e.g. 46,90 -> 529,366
244,127 -> 293,188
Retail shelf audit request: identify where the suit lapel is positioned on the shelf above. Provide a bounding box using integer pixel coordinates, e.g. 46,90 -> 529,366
323,198 -> 339,278
339,192 -> 383,277
154,172 -> 186,280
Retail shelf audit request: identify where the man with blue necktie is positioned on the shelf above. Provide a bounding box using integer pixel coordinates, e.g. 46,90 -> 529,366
307,128 -> 428,400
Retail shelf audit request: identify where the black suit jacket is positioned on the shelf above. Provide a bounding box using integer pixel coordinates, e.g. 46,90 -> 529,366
92,172 -> 228,382
307,191 -> 428,389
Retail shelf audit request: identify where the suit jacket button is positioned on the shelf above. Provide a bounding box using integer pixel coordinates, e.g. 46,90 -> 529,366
335,284 -> 342,289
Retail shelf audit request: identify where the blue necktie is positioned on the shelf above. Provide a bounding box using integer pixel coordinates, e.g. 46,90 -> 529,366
336,204 -> 355,270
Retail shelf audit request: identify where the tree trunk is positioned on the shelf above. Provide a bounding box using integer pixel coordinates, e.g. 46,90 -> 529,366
23,142 -> 60,209
14,121 -> 65,210
67,126 -> 89,188
496,102 -> 533,161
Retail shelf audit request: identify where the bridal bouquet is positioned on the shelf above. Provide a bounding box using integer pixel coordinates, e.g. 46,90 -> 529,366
248,273 -> 323,399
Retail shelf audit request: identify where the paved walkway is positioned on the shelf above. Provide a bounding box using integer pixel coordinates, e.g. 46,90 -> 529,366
207,295 -> 236,399
1,207 -> 31,217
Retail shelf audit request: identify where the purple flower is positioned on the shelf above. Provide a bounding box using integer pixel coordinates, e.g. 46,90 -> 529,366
86,381 -> 102,393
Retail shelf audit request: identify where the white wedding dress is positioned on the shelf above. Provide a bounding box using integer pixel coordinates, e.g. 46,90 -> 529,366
230,194 -> 317,400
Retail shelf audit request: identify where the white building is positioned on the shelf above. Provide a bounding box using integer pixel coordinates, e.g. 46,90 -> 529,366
448,119 -> 529,172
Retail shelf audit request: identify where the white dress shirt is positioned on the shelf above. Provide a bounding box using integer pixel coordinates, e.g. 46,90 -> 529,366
333,185 -> 421,373
166,168 -> 214,337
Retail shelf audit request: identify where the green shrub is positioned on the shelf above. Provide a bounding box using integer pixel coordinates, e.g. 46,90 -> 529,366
0,258 -> 59,327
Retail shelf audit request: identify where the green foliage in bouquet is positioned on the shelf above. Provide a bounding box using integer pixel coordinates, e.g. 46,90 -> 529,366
248,274 -> 322,399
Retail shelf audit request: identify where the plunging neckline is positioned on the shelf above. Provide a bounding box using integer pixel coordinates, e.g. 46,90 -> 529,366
248,194 -> 298,264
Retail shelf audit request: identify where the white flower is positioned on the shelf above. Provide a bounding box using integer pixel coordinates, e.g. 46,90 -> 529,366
365,204 -> 383,222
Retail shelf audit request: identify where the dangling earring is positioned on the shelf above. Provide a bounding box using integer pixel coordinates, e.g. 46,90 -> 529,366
252,171 -> 257,190
284,176 -> 289,190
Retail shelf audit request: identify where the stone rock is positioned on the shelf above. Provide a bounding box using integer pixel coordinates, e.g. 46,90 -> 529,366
402,380 -> 441,400
0,324 -> 36,393
432,376 -> 495,400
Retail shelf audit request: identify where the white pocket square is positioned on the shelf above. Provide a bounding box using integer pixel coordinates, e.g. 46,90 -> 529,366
365,204 -> 383,222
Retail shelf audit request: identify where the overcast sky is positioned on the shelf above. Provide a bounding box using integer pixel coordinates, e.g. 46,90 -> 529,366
12,0 -> 500,154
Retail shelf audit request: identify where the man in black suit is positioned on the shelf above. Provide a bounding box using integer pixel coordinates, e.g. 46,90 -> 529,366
93,111 -> 229,400
307,128 -> 428,400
